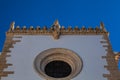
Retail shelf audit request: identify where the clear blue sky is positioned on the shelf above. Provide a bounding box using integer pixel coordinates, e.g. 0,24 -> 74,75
0,0 -> 120,68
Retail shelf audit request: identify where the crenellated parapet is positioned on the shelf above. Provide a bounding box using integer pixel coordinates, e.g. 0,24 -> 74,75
7,20 -> 108,39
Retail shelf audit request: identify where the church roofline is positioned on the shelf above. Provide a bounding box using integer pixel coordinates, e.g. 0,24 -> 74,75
8,21 -> 108,34
7,20 -> 109,39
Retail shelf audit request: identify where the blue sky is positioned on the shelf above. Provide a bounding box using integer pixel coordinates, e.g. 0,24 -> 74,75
0,0 -> 120,52
0,0 -> 120,68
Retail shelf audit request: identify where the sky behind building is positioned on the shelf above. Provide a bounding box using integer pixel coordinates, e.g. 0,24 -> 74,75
0,0 -> 120,67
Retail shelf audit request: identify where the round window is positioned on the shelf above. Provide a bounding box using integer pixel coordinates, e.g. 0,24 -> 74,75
34,48 -> 82,80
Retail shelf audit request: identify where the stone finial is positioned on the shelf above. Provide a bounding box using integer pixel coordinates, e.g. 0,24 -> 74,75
74,26 -> 79,32
43,26 -> 47,31
29,26 -> 34,30
61,26 -> 65,30
54,20 -> 60,27
67,26 -> 72,31
100,22 -> 106,32
52,20 -> 61,39
95,26 -> 100,32
52,20 -> 61,31
15,26 -> 20,30
36,26 -> 40,30
100,22 -> 104,29
9,21 -> 15,31
81,26 -> 86,31
22,26 -> 27,30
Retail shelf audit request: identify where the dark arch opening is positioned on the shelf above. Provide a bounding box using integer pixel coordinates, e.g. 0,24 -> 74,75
44,60 -> 72,78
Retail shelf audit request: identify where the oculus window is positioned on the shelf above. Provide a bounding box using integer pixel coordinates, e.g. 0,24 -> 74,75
34,48 -> 83,80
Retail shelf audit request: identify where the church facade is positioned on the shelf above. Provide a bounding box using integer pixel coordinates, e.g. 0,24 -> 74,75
0,20 -> 120,80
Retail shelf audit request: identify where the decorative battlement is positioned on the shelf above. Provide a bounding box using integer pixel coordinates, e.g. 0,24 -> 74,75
7,20 -> 108,39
